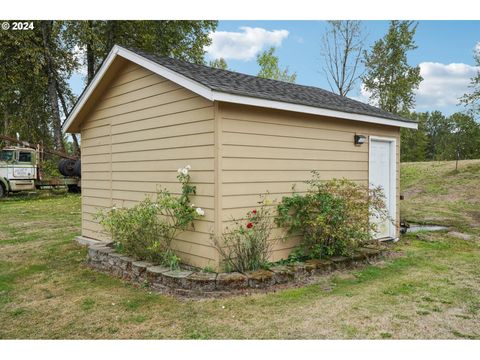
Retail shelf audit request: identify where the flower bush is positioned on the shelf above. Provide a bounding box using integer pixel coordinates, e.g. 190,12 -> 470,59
96,165 -> 204,268
276,172 -> 391,259
214,199 -> 275,273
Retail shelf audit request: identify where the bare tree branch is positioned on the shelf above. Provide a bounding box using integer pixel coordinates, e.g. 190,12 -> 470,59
320,21 -> 365,97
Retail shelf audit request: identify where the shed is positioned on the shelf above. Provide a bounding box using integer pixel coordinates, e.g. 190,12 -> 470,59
63,45 -> 417,269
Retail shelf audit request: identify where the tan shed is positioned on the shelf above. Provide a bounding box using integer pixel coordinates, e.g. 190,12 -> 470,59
64,45 -> 417,269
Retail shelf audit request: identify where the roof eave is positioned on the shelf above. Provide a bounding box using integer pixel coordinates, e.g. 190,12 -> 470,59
63,45 -> 121,133
212,91 -> 418,129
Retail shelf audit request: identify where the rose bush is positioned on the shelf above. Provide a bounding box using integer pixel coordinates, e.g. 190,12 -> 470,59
214,198 -> 275,273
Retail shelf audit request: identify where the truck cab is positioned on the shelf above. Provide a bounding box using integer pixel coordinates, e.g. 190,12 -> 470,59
0,147 -> 37,197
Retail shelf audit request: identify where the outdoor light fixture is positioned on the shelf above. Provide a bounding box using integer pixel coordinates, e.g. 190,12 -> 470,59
354,134 -> 366,145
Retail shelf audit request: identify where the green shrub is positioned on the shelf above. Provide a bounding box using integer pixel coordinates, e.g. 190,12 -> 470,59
40,158 -> 61,178
214,200 -> 275,273
276,172 -> 391,259
96,165 -> 204,268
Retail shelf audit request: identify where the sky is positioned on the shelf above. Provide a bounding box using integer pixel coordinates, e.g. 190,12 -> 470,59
69,20 -> 480,116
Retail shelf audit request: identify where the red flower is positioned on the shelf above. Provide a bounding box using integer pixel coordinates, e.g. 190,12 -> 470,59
252,209 -> 257,214
246,222 -> 253,229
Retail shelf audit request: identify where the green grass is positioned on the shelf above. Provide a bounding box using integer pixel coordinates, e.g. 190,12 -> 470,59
0,162 -> 479,339
401,159 -> 480,233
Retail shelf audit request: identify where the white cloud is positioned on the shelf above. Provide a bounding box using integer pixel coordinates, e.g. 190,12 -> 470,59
349,61 -> 478,113
415,61 -> 478,110
205,27 -> 289,61
348,83 -> 375,105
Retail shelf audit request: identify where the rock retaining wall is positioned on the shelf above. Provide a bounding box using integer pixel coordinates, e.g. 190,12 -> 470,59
86,244 -> 383,297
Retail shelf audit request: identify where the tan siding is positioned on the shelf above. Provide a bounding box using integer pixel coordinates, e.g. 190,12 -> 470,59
80,60 -> 216,267
103,74 -> 163,99
222,170 -> 367,184
111,120 -> 214,144
91,88 -> 207,121
110,158 -> 214,172
111,107 -> 214,136
111,170 -> 214,183
223,158 -> 367,171
219,102 -> 401,261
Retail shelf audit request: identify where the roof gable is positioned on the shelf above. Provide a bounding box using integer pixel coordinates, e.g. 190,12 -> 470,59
63,45 -> 417,133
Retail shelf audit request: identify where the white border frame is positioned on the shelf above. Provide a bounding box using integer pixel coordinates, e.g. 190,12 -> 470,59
62,45 -> 418,133
369,135 -> 397,239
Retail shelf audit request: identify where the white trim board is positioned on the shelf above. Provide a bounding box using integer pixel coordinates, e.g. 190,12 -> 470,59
368,135 -> 397,239
63,45 -> 418,133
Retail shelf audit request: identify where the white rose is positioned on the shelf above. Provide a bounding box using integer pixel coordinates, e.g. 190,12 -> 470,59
195,207 -> 205,216
177,168 -> 183,174
190,204 -> 195,207
185,165 -> 192,170
111,206 -> 116,210
181,168 -> 189,176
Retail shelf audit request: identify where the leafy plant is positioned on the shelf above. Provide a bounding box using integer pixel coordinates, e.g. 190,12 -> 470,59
276,172 -> 391,259
214,198 -> 275,273
96,165 -> 204,268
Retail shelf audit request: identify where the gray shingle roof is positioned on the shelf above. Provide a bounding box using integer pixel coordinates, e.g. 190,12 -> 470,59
130,47 -> 415,125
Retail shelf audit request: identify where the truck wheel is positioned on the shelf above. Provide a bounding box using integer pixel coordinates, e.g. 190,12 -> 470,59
73,160 -> 81,177
0,183 -> 6,199
58,159 -> 77,177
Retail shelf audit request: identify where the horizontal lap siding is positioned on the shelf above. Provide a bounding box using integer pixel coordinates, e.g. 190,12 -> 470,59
81,61 -> 216,268
219,103 -> 400,260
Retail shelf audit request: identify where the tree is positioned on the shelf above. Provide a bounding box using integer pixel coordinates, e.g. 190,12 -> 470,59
64,21 -> 218,83
0,21 -> 77,152
1,21 -> 218,155
209,58 -> 228,70
362,21 -> 423,114
400,110 -> 480,163
424,111 -> 453,160
460,44 -> 480,117
447,113 -> 480,163
257,47 -> 297,83
40,21 -> 66,152
400,112 -> 428,162
0,28 -> 51,146
320,20 -> 364,96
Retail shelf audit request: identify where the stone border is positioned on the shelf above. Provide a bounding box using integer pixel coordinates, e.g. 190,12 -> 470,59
86,244 -> 384,297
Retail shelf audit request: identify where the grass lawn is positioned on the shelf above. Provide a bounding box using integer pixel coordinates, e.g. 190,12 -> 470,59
0,160 -> 479,339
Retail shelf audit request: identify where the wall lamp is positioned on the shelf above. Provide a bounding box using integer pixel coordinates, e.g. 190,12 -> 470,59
354,134 -> 366,145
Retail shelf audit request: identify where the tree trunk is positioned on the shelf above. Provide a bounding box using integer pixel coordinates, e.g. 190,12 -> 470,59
106,21 -> 118,52
56,83 -> 80,155
2,111 -> 10,146
86,20 -> 95,83
40,20 -> 66,153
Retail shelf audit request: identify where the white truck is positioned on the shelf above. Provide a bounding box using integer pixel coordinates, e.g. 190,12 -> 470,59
0,137 -> 81,198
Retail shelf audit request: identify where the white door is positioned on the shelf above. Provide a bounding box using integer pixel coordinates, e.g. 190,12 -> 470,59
369,137 -> 396,239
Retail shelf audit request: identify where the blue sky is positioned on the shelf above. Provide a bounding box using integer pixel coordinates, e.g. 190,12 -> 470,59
70,20 -> 480,116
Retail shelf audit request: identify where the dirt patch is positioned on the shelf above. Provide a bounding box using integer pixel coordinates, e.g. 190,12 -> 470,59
448,232 -> 473,241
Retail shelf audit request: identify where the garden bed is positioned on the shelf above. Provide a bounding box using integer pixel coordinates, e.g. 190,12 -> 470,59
86,242 -> 385,297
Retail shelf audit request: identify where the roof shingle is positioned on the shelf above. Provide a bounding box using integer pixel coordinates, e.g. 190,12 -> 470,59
131,47 -> 415,124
